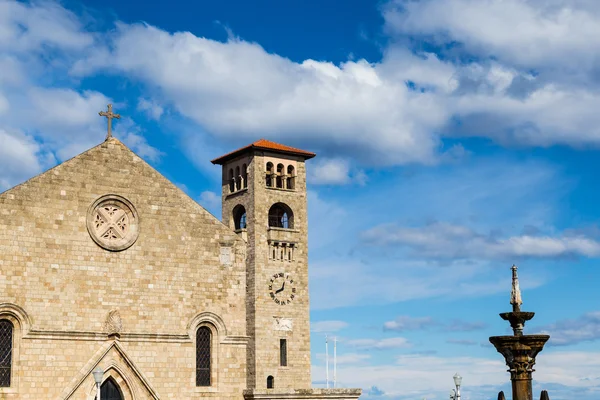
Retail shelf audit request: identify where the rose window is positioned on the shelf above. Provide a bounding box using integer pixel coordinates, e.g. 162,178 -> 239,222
87,195 -> 139,251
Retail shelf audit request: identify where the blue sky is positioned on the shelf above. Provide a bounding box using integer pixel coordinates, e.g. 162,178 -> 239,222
2,0 -> 600,399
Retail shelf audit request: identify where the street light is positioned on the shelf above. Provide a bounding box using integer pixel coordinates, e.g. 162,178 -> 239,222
453,373 -> 462,400
93,366 -> 103,400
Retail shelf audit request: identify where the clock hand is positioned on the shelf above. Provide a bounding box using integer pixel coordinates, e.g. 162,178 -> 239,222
275,282 -> 286,294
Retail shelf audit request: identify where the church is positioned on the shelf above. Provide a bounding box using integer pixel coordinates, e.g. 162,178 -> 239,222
0,109 -> 362,400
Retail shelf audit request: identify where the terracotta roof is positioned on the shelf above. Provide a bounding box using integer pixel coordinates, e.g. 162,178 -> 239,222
211,139 -> 316,164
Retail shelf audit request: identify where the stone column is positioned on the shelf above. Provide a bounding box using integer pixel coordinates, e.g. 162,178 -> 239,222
489,335 -> 549,400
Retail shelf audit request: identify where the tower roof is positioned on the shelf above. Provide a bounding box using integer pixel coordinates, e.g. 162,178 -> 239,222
211,139 -> 316,165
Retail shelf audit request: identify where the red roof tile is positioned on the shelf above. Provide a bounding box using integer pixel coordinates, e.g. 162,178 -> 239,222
211,139 -> 316,164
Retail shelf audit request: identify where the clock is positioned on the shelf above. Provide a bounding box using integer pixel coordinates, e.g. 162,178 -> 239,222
268,272 -> 297,305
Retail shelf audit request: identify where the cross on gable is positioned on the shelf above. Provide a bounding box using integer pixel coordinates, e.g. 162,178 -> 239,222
99,104 -> 121,140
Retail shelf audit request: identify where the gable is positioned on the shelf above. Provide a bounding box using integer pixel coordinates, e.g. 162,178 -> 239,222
0,138 -> 246,336
61,339 -> 161,400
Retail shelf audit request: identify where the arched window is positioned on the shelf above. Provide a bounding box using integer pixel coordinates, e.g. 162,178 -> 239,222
228,169 -> 235,193
267,375 -> 274,389
268,203 -> 294,229
235,166 -> 241,191
196,327 -> 212,386
0,319 -> 12,387
96,378 -> 123,400
242,164 -> 248,189
266,162 -> 274,187
276,164 -> 284,189
287,165 -> 295,190
233,205 -> 247,230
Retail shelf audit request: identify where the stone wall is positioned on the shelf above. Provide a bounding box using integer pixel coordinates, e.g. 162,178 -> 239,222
0,138 -> 248,399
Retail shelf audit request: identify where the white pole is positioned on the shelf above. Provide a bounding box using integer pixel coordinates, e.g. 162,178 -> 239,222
333,336 -> 337,388
97,382 -> 101,400
325,335 -> 329,388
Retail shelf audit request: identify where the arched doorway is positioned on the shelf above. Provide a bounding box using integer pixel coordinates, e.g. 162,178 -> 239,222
97,378 -> 123,400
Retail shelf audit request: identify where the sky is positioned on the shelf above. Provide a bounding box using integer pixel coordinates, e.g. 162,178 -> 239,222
2,0 -> 600,399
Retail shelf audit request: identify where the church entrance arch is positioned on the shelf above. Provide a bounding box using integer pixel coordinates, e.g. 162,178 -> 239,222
97,378 -> 123,400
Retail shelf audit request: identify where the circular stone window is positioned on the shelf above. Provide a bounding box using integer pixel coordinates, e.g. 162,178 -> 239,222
87,194 -> 139,251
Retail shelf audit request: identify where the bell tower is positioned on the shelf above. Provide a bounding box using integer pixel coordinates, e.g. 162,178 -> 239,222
212,139 -> 316,390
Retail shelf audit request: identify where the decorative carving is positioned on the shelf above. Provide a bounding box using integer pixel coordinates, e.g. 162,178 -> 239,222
104,309 -> 123,335
273,317 -> 293,331
87,195 -> 139,251
510,265 -> 523,310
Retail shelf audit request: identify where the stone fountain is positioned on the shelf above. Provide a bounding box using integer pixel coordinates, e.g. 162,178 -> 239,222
489,266 -> 550,400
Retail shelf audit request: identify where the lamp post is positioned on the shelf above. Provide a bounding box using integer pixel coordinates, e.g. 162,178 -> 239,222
449,373 -> 462,400
453,373 -> 462,400
93,366 -> 103,400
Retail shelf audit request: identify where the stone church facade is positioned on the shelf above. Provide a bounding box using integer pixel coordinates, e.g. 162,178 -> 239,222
0,136 -> 361,400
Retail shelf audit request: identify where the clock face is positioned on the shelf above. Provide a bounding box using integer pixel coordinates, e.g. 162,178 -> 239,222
268,272 -> 297,305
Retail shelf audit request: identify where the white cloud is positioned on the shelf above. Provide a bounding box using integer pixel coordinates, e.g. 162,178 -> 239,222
536,351 -> 600,388
384,0 -> 600,72
67,16 -> 600,161
307,158 -> 367,186
311,320 -> 349,333
346,337 -> 412,350
0,129 -> 51,191
313,354 -> 506,398
0,0 -> 93,53
539,311 -> 600,346
310,257 -> 546,310
315,352 -> 371,365
0,2 -> 162,189
308,158 -> 559,310
446,339 -> 478,346
311,350 -> 600,399
362,221 -> 600,259
198,190 -> 221,217
383,316 -> 436,332
137,97 -> 164,121
383,316 -> 487,333
72,23 -> 454,165
119,131 -> 163,163
3,0 -> 600,177
308,158 -> 352,185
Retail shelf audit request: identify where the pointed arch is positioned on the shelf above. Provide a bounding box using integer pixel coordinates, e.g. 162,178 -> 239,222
98,377 -> 123,400
86,363 -> 135,400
